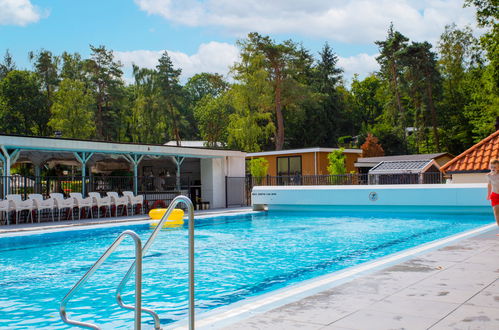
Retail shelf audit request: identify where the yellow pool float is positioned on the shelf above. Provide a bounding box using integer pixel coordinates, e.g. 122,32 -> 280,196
149,208 -> 184,228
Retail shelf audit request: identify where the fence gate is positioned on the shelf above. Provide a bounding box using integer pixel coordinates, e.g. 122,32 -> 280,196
225,177 -> 248,207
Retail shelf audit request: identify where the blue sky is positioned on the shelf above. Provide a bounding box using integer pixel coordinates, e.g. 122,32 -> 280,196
0,0 -> 480,84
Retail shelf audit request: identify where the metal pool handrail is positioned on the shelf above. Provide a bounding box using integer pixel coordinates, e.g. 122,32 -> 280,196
115,195 -> 195,330
59,230 -> 143,330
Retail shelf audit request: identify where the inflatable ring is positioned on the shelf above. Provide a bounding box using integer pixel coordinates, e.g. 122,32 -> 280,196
149,208 -> 185,228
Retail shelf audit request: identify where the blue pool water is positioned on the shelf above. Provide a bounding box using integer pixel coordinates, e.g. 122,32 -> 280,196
0,211 -> 493,329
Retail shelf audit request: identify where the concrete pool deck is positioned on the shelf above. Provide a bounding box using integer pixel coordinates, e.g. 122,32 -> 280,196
218,226 -> 499,330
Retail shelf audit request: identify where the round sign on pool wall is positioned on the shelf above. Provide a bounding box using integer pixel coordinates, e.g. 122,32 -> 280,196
369,191 -> 378,202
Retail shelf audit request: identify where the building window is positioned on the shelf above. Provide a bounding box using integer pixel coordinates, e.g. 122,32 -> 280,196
277,156 -> 302,176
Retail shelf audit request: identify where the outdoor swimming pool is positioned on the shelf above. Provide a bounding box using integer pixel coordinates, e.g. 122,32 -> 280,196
0,211 -> 493,329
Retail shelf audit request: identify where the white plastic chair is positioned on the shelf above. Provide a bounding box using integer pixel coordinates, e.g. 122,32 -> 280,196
0,199 -> 15,225
123,191 -> 144,215
28,194 -> 55,222
50,193 -> 75,221
88,192 -> 111,218
106,192 -> 128,216
6,194 -> 34,224
70,193 -> 93,219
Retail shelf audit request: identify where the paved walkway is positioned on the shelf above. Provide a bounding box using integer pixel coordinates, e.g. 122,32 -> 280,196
222,227 -> 499,330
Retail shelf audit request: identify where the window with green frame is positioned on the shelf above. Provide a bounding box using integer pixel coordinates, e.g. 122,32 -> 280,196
277,156 -> 302,176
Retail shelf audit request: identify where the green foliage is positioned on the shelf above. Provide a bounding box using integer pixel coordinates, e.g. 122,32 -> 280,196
351,74 -> 383,127
232,32 -> 309,150
327,149 -> 346,175
194,92 -> 233,147
129,65 -> 167,143
464,0 -> 499,90
184,73 -> 228,102
49,79 -> 95,139
0,70 -> 49,135
156,51 -> 183,145
248,158 -> 269,177
0,50 -> 16,80
228,49 -> 275,152
86,45 -> 124,140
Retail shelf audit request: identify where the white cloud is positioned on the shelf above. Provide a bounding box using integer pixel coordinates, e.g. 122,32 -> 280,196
114,41 -> 239,83
338,53 -> 379,82
0,0 -> 44,26
135,0 -> 477,44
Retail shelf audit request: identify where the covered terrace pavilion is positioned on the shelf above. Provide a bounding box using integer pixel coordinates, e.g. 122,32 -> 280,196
0,134 -> 246,210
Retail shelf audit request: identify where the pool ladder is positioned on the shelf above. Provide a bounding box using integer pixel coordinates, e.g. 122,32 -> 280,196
59,195 -> 196,330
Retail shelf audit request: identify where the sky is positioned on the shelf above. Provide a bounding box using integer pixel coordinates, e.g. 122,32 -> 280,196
0,0 -> 481,84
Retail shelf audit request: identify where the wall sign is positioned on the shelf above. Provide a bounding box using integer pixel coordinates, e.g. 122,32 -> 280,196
369,191 -> 378,202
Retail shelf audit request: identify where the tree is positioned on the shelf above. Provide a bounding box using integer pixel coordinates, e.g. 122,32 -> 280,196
361,133 -> 385,157
437,24 -> 478,153
156,51 -> 183,145
194,92 -> 233,147
183,72 -> 229,140
306,42 -> 344,146
129,65 -> 166,143
86,45 -> 124,140
227,81 -> 275,152
49,79 -> 95,139
229,40 -> 275,152
0,50 -> 16,80
401,41 -> 442,151
464,0 -> 499,90
375,24 -> 409,129
29,50 -> 60,127
60,52 -> 87,82
248,157 -> 269,177
327,149 -> 346,175
184,73 -> 228,102
233,33 -> 303,150
351,74 -> 383,128
0,70 -> 49,135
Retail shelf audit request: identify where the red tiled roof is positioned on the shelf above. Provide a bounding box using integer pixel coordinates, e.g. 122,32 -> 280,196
441,130 -> 499,173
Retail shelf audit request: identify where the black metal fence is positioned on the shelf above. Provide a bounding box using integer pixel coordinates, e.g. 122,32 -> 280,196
247,172 -> 445,187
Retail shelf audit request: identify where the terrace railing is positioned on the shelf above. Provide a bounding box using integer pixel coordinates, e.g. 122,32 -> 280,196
0,175 -> 195,210
247,172 -> 445,187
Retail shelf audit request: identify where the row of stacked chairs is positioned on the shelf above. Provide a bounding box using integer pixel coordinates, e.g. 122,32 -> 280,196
0,191 -> 144,225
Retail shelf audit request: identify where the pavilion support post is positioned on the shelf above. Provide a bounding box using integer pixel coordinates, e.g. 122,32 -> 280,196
74,152 -> 94,197
1,147 -> 20,197
124,154 -> 144,195
0,150 -> 5,198
175,156 -> 185,192
34,164 -> 42,194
